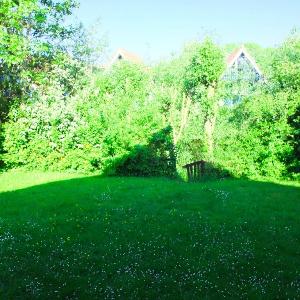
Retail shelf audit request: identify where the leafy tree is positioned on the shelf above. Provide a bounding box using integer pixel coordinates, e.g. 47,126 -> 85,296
3,61 -> 165,173
271,31 -> 300,91
152,44 -> 194,146
1,13 -> 299,181
215,90 -> 293,178
214,33 -> 300,179
0,0 -> 80,122
270,31 -> 300,177
183,39 -> 225,159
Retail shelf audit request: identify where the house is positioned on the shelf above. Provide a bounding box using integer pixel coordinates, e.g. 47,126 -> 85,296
105,45 -> 263,84
105,48 -> 143,68
223,46 -> 263,82
221,46 -> 263,105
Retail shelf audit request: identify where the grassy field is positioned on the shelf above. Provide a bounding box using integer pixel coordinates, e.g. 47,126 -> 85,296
0,170 -> 299,299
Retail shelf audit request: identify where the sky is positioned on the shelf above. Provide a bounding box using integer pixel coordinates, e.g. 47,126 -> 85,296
74,0 -> 300,62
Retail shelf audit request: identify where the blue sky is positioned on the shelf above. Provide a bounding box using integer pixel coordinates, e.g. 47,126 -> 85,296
75,0 -> 300,62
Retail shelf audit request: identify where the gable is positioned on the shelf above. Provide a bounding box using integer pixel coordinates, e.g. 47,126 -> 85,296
223,47 -> 263,82
106,48 -> 143,68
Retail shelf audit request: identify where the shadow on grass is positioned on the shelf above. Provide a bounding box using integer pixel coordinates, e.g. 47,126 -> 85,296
0,127 -> 299,298
0,172 -> 299,299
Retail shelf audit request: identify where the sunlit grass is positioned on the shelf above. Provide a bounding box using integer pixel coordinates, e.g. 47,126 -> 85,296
0,169 -> 85,193
0,171 -> 299,299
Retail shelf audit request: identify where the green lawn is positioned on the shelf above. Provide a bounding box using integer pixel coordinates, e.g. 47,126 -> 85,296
0,170 -> 299,299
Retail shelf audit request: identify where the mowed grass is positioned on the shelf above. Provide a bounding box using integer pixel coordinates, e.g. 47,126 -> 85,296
0,170 -> 299,299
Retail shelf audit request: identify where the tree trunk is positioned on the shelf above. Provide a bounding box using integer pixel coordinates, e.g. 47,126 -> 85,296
204,86 -> 218,159
173,95 -> 191,145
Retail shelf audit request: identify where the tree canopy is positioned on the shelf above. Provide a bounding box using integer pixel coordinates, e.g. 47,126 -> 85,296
0,3 -> 299,180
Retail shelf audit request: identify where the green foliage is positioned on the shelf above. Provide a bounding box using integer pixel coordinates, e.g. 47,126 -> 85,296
1,1 -> 299,181
0,0 -> 82,122
3,62 -> 166,173
215,91 -> 293,178
184,39 -> 225,102
115,126 -> 176,177
0,124 -> 4,168
287,104 -> 300,176
271,31 -> 300,91
211,33 -> 300,180
270,34 -> 300,177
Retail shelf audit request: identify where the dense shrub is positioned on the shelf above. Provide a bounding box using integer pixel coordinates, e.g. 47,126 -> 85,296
115,126 -> 176,177
287,104 -> 300,177
1,17 -> 299,180
0,125 -> 4,169
3,62 -> 165,173
214,88 -> 298,178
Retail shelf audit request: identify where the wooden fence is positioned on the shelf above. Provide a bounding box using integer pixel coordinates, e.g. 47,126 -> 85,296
183,160 -> 206,181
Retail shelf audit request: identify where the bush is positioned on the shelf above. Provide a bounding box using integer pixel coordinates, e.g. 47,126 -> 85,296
2,34 -> 300,181
115,126 -> 177,177
2,62 -> 165,174
214,90 -> 295,179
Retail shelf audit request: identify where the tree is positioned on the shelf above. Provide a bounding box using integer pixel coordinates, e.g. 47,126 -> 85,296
183,39 -> 225,159
0,0 -> 80,123
152,44 -> 195,145
270,31 -> 300,177
213,32 -> 300,179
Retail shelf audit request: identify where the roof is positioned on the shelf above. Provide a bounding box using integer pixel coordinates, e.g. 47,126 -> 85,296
226,46 -> 262,76
106,48 -> 143,68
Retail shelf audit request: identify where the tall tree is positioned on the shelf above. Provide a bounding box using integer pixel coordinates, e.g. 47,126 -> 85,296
271,31 -> 300,175
183,39 -> 225,159
0,0 -> 79,123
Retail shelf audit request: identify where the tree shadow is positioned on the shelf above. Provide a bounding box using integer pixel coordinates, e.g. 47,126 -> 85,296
0,172 -> 299,298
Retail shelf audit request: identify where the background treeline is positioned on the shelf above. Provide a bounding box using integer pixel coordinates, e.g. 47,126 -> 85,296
0,0 -> 299,180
